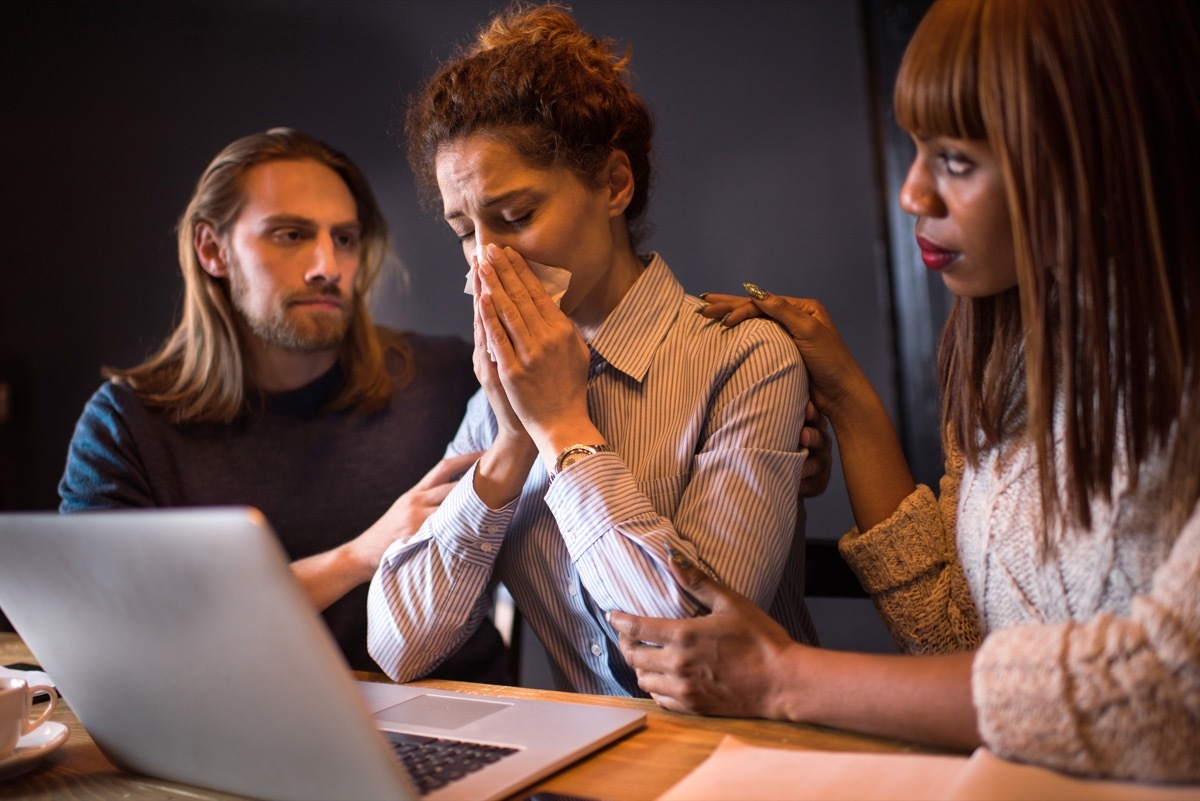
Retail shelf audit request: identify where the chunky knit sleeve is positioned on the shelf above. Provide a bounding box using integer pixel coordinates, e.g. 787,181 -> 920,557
838,446 -> 981,653
972,502 -> 1200,782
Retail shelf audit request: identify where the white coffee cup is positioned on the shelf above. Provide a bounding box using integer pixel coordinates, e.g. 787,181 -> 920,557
0,677 -> 57,757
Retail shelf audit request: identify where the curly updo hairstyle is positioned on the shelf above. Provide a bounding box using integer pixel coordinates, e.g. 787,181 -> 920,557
405,3 -> 655,244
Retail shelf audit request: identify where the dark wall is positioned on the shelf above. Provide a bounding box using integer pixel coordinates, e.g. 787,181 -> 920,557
861,0 -> 945,487
2,0 -> 911,648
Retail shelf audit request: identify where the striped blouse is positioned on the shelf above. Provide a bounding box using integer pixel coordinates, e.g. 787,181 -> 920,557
368,254 -> 817,695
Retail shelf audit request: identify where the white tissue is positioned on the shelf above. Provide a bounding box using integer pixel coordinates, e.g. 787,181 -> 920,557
463,243 -> 572,307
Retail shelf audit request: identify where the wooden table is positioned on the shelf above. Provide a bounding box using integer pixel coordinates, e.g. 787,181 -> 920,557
1,632 -> 935,800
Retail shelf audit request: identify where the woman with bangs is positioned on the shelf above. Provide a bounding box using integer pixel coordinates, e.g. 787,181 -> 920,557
611,0 -> 1200,782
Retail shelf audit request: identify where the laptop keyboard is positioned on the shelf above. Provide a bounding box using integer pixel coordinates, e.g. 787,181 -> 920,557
385,731 -> 519,795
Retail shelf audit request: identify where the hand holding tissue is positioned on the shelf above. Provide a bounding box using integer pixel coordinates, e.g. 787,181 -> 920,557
464,243 -> 572,307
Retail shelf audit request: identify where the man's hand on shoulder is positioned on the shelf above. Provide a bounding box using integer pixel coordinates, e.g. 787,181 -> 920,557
348,450 -> 483,576
292,450 -> 482,611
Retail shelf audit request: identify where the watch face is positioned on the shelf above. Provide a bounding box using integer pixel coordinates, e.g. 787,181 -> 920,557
559,450 -> 592,472
553,444 -> 610,477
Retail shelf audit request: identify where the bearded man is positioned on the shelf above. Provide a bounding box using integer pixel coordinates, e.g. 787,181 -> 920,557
58,128 -> 509,683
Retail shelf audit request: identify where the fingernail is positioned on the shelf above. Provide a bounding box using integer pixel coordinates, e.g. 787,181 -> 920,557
604,610 -> 612,623
666,546 -> 692,568
694,304 -> 709,314
743,282 -> 769,300
720,312 -> 732,327
698,292 -> 710,301
485,242 -> 501,262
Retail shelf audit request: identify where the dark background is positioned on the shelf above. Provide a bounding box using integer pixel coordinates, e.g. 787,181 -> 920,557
1,0 -> 942,654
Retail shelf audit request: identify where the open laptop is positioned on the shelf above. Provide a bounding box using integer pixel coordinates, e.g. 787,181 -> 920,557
0,507 -> 645,801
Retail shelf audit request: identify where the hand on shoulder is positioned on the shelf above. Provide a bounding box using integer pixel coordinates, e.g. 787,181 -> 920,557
698,289 -> 873,427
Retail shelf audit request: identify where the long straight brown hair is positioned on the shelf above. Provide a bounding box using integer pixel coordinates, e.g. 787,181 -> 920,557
107,128 -> 408,423
895,0 -> 1200,536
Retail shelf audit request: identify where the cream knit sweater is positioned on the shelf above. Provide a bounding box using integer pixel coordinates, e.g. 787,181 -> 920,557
839,432 -> 1200,782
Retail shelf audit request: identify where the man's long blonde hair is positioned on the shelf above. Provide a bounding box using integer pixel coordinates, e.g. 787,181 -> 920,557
107,128 -> 407,423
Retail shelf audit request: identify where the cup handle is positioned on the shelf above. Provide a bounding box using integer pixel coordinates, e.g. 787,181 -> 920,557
23,685 -> 57,735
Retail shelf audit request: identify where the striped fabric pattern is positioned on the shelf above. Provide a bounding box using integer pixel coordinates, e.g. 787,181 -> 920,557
369,254 -> 817,695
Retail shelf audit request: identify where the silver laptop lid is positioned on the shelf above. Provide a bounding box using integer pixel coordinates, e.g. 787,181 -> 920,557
0,507 -> 414,801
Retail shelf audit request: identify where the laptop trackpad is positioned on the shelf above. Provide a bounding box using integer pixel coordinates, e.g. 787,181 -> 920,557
373,694 -> 511,730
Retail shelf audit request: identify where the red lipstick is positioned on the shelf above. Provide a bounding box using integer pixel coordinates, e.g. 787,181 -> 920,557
916,236 -> 958,271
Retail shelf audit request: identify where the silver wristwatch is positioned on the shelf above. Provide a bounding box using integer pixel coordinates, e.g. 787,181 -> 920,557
552,443 -> 613,479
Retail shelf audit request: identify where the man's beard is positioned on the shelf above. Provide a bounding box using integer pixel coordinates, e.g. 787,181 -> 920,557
229,268 -> 352,353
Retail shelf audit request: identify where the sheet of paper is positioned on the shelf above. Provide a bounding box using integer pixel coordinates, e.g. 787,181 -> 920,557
657,737 -> 967,801
947,748 -> 1200,801
657,737 -> 1200,801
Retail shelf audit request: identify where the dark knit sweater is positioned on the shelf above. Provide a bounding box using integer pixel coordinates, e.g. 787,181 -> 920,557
59,330 -> 507,682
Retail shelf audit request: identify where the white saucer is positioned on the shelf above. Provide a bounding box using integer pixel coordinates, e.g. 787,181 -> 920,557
0,721 -> 69,782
